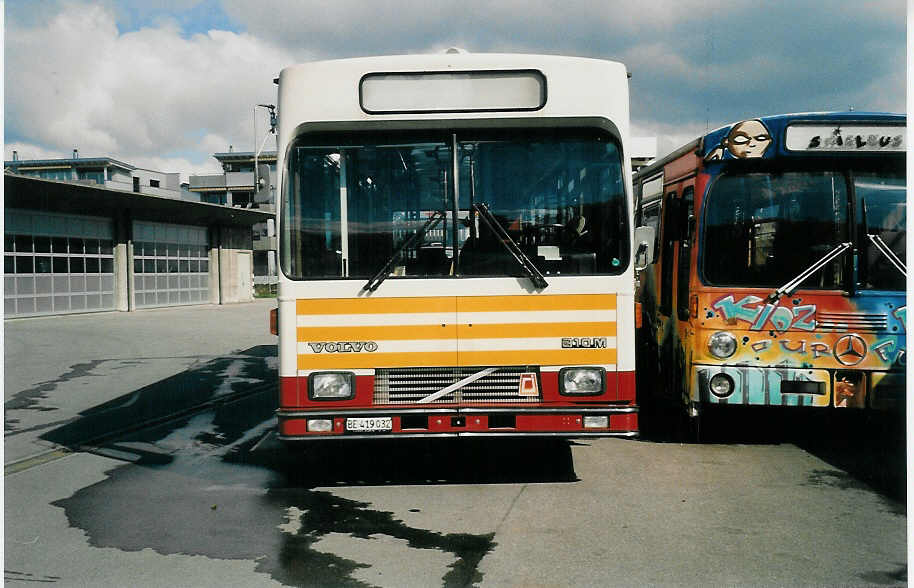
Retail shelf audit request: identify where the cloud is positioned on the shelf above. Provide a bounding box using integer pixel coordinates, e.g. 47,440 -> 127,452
4,0 -> 906,177
5,1 -> 297,170
220,0 -> 719,59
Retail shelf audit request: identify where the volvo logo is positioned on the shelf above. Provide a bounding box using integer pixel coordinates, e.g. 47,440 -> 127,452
308,341 -> 378,353
833,334 -> 867,366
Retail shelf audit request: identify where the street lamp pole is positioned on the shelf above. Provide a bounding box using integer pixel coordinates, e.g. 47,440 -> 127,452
253,103 -> 276,201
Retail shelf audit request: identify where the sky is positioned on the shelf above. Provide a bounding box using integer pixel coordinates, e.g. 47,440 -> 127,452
3,0 -> 907,181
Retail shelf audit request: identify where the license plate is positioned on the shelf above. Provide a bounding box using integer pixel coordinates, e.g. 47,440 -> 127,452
346,417 -> 393,432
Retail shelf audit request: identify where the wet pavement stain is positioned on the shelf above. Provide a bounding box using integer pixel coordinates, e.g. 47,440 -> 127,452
4,359 -> 107,429
53,435 -> 500,587
42,344 -> 578,587
47,380 -> 531,587
268,489 -> 495,588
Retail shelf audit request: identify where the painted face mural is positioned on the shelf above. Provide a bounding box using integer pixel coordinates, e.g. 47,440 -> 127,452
705,119 -> 773,161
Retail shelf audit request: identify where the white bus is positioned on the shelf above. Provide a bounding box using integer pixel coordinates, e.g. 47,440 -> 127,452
272,51 -> 639,441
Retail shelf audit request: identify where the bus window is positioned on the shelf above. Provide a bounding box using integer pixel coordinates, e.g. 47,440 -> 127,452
641,200 -> 661,254
282,134 -> 453,280
456,131 -> 627,277
676,186 -> 694,321
659,191 -> 677,316
703,172 -> 849,289
855,171 -> 906,291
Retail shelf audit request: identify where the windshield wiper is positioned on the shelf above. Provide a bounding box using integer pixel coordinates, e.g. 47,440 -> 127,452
362,211 -> 446,292
472,202 -> 548,289
767,242 -> 852,302
867,233 -> 907,278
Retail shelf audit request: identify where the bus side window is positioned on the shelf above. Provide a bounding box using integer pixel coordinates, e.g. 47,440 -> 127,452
659,191 -> 678,316
676,187 -> 695,321
643,201 -> 661,253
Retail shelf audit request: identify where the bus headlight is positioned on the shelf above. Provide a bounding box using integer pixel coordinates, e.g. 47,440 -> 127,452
309,372 -> 355,400
560,367 -> 605,396
709,373 -> 734,398
708,331 -> 737,359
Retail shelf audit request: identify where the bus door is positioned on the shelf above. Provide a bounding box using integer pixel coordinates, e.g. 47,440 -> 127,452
657,180 -> 695,406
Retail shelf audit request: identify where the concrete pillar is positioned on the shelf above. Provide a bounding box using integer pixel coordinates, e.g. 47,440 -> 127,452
209,225 -> 222,304
114,209 -> 131,312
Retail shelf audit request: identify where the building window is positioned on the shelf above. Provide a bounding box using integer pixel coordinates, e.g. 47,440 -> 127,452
77,169 -> 105,184
133,177 -> 140,192
150,179 -> 160,188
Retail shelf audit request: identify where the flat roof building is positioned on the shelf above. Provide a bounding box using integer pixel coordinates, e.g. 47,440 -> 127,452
5,150 -> 197,201
188,150 -> 277,286
4,172 -> 272,318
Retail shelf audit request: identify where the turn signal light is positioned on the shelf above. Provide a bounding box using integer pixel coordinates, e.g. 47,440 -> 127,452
518,373 -> 539,397
270,308 -> 278,335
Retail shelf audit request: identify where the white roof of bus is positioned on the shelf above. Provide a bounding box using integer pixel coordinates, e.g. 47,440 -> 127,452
276,52 -> 630,135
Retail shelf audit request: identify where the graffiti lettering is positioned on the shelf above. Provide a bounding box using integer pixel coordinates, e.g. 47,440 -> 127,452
751,340 -> 772,352
712,295 -> 817,332
809,131 -> 903,150
873,340 -> 895,362
892,306 -> 906,332
713,295 -> 764,324
793,305 -> 817,330
810,342 -> 830,359
780,340 -> 806,354
741,337 -> 904,366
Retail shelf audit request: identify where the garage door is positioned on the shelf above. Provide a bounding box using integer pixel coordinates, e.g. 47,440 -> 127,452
132,221 -> 210,308
4,209 -> 116,317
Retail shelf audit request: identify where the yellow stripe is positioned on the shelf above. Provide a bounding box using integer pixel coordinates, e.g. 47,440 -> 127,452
457,293 -> 616,312
297,321 -> 617,342
298,352 -> 456,370
298,324 -> 454,341
296,294 -> 616,316
456,322 -> 616,339
297,297 -> 454,315
458,348 -> 616,366
297,348 -> 616,370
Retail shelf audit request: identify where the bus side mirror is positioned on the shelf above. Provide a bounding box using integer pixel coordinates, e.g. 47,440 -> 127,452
634,225 -> 656,271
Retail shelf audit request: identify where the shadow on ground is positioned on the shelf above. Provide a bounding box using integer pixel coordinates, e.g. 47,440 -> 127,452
40,345 -> 277,449
241,436 -> 579,487
639,404 -> 906,503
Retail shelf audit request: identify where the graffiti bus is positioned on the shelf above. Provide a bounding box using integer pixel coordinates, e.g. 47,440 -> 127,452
632,112 -> 905,437
272,52 -> 639,441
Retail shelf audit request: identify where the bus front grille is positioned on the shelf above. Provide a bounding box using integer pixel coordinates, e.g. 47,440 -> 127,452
817,312 -> 888,332
374,366 -> 541,405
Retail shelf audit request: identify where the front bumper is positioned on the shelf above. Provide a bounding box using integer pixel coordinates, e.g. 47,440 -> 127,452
277,406 -> 638,440
692,364 -> 904,409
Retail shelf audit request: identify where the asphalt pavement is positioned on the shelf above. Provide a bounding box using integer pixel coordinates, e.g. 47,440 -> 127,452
4,299 -> 278,468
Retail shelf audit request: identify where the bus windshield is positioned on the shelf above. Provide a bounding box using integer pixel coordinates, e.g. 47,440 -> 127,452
703,171 -> 850,289
856,171 -> 906,291
703,169 -> 906,291
281,129 -> 628,280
